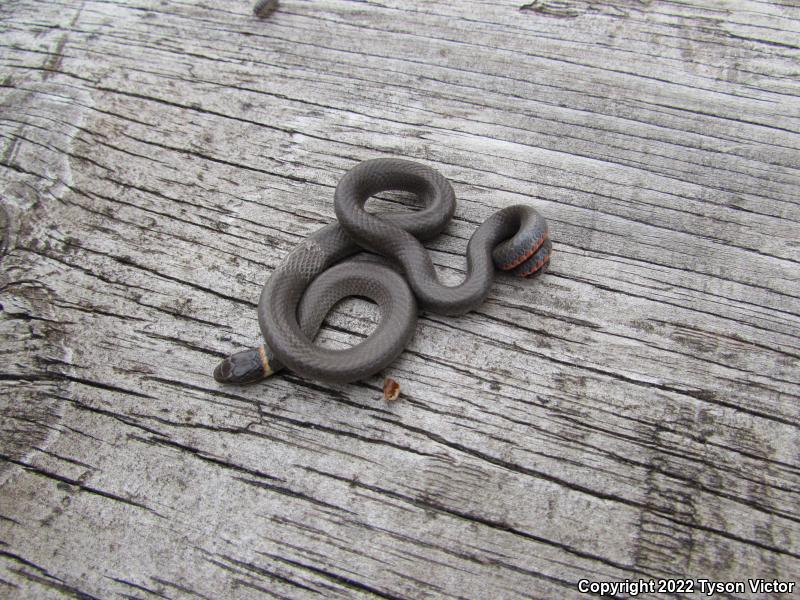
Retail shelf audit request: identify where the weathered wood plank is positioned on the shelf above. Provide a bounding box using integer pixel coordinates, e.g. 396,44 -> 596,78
1,0 -> 798,598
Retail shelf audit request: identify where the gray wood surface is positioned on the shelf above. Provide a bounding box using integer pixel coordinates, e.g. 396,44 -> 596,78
1,0 -> 798,598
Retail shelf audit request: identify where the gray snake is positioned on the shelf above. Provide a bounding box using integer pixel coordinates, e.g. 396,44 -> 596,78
214,158 -> 551,386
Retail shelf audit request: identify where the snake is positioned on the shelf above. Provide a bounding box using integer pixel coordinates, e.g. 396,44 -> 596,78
213,158 -> 551,386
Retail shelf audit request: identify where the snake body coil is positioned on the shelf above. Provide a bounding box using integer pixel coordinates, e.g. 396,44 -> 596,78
214,158 -> 551,385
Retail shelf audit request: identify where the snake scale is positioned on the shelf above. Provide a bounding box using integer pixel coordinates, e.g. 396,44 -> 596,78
214,158 -> 551,386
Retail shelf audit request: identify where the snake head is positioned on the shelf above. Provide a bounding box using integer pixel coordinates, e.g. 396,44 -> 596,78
213,346 -> 273,385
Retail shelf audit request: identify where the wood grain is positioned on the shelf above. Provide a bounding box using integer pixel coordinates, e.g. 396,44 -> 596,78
0,0 -> 798,598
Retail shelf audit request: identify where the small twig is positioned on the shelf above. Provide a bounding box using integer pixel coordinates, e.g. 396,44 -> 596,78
383,378 -> 401,402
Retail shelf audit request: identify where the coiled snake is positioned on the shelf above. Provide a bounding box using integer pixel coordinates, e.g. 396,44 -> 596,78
214,158 -> 551,386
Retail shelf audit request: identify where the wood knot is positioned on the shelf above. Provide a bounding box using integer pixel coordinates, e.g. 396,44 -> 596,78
253,0 -> 279,18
